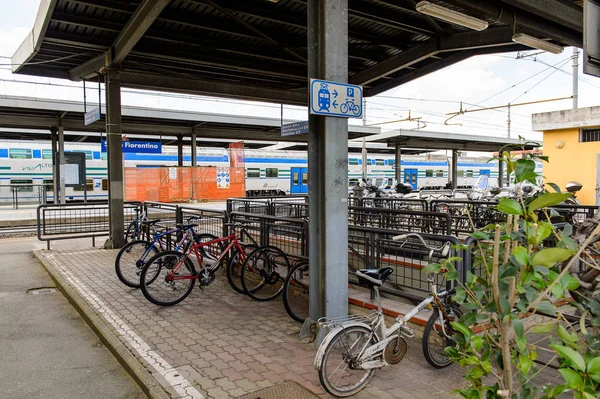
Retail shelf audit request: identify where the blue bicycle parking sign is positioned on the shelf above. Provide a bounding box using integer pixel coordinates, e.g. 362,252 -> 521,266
309,79 -> 363,118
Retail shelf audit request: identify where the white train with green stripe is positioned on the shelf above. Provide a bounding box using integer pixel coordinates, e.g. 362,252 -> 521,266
0,140 -> 540,201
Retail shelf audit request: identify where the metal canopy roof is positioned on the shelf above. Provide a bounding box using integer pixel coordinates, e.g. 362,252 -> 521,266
0,95 -> 379,146
365,129 -> 542,152
11,0 -> 583,105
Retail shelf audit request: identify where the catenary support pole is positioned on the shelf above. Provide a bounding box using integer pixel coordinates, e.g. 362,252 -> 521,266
394,144 -> 402,183
177,134 -> 184,167
191,130 -> 197,167
58,123 -> 66,204
51,128 -> 59,203
105,69 -> 125,249
451,149 -> 458,190
307,0 -> 349,320
573,47 -> 579,109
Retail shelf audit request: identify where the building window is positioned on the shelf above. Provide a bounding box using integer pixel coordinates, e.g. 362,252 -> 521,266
425,170 -> 433,177
580,128 -> 600,142
247,168 -> 260,178
265,168 -> 278,178
9,148 -> 32,159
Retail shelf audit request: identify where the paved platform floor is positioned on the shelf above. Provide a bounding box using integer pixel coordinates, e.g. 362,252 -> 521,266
34,246 -> 564,399
0,238 -> 145,399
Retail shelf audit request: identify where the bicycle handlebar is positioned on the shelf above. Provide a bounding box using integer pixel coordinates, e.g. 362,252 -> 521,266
392,233 -> 451,257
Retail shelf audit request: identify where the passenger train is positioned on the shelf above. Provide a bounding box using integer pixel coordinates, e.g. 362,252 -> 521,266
0,140 -> 528,203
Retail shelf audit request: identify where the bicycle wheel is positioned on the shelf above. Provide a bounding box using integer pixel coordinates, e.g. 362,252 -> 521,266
115,240 -> 159,288
319,325 -> 377,397
140,251 -> 196,306
195,233 -> 225,272
226,244 -> 258,294
283,262 -> 310,322
241,246 -> 289,301
340,103 -> 348,114
422,306 -> 463,368
125,221 -> 139,242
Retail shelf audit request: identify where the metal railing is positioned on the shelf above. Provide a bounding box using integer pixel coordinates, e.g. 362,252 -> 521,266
0,184 -> 53,209
348,206 -> 452,235
36,201 -> 142,249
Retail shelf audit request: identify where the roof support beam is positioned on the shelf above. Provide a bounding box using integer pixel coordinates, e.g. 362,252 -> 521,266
68,0 -> 169,80
113,70 -> 308,106
350,27 -> 514,86
112,0 -> 170,64
445,0 -> 582,47
499,0 -> 582,33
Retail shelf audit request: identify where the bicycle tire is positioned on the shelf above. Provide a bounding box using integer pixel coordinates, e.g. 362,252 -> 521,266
282,261 -> 310,322
115,240 -> 159,288
318,325 -> 377,397
226,244 -> 258,294
125,221 -> 139,242
240,246 -> 289,301
352,105 -> 360,116
140,251 -> 196,306
422,306 -> 463,368
195,233 -> 225,272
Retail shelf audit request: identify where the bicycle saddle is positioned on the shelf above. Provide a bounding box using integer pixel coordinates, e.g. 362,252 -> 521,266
356,267 -> 393,287
177,223 -> 198,230
141,219 -> 161,226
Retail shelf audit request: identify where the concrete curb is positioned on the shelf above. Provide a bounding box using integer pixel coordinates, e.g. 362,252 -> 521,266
33,250 -> 170,399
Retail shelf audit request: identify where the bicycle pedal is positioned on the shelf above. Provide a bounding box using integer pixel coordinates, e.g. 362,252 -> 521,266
400,325 -> 414,338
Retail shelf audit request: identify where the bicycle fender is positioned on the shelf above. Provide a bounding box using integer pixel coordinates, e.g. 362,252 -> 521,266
313,322 -> 372,371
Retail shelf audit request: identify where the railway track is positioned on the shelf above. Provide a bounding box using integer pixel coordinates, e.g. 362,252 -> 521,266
0,225 -> 38,236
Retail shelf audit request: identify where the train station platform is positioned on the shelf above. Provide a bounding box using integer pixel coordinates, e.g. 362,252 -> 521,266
32,244 -> 565,399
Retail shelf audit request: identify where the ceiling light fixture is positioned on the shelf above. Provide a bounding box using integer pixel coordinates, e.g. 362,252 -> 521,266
415,1 -> 489,31
511,33 -> 564,54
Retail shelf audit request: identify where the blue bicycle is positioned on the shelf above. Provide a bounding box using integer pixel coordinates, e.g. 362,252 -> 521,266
115,219 -> 220,288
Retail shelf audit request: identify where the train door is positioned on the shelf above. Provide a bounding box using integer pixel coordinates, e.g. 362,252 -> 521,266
404,168 -> 418,190
479,169 -> 491,177
290,167 -> 309,194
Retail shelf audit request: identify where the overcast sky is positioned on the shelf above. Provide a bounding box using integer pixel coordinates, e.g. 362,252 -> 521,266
1,0 -> 598,144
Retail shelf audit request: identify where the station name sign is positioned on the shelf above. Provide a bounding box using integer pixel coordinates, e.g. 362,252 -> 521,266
101,139 -> 162,154
281,121 -> 309,136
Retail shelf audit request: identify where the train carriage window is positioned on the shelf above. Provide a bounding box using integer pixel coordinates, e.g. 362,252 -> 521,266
42,149 -> 53,159
302,171 -> 308,184
436,170 -> 444,177
349,178 -> 358,186
102,179 -> 108,191
388,160 -> 395,167
348,159 -> 359,165
247,168 -> 260,178
466,170 -> 474,177
43,179 -> 53,191
425,170 -> 434,177
10,179 -> 33,192
293,172 -> 299,185
9,148 -> 32,159
457,170 -> 465,178
265,168 -> 278,178
73,179 -> 94,191
81,151 -> 93,160
375,159 -> 385,166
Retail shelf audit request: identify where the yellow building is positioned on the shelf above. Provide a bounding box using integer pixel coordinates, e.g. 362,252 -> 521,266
533,106 -> 600,206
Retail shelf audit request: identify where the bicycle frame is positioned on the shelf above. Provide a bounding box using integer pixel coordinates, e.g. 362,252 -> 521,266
167,234 -> 246,281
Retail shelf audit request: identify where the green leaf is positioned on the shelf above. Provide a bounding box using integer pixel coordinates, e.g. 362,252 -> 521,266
551,283 -> 565,299
513,318 -> 525,340
531,248 -> 574,268
531,222 -> 553,245
450,321 -> 472,338
557,324 -> 579,345
453,286 -> 467,304
551,345 -> 586,371
528,321 -> 556,334
470,230 -> 489,240
513,246 -> 529,266
423,263 -> 442,274
581,392 -> 596,399
547,182 -> 562,193
520,171 -> 539,184
558,368 -> 583,390
497,198 -> 523,215
528,193 -> 572,213
586,356 -> 600,375
564,275 -> 580,291
518,354 -> 533,374
535,301 -> 557,316
515,159 -> 536,182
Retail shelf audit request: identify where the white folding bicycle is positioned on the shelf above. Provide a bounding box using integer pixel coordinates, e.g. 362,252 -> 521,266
313,233 -> 463,397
